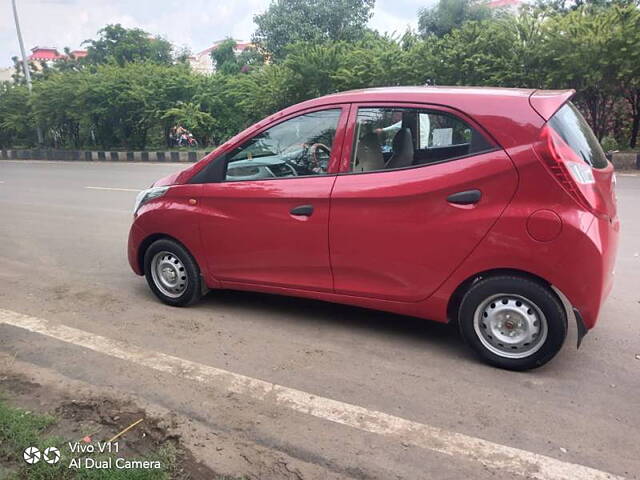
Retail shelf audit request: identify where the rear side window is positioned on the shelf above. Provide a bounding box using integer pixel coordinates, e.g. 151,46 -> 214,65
548,103 -> 608,169
350,107 -> 493,173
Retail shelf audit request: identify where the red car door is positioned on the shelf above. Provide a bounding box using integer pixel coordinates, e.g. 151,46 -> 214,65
329,104 -> 518,302
198,106 -> 349,291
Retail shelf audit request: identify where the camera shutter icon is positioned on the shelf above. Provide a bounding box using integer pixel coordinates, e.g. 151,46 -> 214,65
23,446 -> 41,465
43,447 -> 61,464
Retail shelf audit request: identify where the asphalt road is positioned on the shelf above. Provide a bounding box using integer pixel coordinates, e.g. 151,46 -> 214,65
0,160 -> 639,479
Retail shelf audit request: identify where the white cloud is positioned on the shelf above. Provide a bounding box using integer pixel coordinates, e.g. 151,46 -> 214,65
370,7 -> 417,37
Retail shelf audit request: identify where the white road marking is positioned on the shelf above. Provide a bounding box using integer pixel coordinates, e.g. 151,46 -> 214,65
618,174 -> 638,177
84,186 -> 141,192
0,308 -> 625,480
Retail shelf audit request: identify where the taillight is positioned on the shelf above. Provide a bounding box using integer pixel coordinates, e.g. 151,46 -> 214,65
565,161 -> 595,185
536,126 -> 603,214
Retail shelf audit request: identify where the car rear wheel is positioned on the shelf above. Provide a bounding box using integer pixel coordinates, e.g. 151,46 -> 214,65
458,276 -> 567,370
144,238 -> 203,307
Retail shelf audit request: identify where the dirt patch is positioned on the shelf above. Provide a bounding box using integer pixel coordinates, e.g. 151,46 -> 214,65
0,353 -> 348,480
0,373 -> 221,479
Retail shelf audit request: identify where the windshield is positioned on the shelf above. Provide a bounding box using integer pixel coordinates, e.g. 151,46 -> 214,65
548,103 -> 608,169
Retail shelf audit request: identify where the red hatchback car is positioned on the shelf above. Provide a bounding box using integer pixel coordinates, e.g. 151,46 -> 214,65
128,87 -> 619,370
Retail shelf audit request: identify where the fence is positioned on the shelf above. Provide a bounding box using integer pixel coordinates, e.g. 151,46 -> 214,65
0,149 -> 213,163
1,149 -> 639,169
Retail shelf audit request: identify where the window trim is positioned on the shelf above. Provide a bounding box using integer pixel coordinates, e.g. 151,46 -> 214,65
189,104 -> 350,184
338,102 -> 499,176
337,147 -> 501,177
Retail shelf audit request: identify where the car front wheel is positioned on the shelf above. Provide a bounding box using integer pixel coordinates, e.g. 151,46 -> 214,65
143,238 -> 203,307
458,275 -> 567,370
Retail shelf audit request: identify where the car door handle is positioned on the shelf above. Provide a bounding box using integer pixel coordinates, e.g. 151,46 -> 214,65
290,204 -> 314,216
447,189 -> 482,205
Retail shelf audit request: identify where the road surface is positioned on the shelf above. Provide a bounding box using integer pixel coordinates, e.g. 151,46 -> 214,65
0,160 -> 638,479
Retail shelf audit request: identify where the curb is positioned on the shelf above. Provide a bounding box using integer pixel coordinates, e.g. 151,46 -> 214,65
3,149 -> 637,169
0,149 -> 212,163
609,151 -> 640,170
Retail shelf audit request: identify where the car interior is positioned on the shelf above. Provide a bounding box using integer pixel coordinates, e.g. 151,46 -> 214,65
352,108 -> 494,173
224,110 -> 341,180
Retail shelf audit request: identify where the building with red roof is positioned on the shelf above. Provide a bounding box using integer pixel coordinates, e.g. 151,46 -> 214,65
69,50 -> 88,59
28,47 -> 64,62
26,47 -> 88,69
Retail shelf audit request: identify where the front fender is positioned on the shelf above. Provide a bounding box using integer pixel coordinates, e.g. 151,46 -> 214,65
128,184 -> 220,288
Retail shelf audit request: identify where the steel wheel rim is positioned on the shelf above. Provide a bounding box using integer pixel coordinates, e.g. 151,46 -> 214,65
473,293 -> 548,359
150,251 -> 188,298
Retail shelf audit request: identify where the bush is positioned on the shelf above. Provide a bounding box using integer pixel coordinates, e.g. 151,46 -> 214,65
600,136 -> 619,153
1,4 -> 640,150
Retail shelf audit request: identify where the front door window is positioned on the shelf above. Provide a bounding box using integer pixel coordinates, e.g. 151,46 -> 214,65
226,109 -> 342,181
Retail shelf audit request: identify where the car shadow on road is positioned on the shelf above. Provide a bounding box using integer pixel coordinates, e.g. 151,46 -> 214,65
191,287 -> 470,360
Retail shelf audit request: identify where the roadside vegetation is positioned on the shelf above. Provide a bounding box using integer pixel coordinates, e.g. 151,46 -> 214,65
1,0 -> 639,151
0,391 -> 244,480
0,398 -> 175,479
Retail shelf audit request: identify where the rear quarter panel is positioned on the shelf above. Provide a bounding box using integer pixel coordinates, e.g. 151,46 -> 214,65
419,144 -> 606,328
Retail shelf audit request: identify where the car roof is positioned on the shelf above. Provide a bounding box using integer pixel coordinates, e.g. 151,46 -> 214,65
303,86 -> 539,105
293,86 -> 573,117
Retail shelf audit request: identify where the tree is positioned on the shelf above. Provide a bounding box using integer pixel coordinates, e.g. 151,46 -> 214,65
607,4 -> 640,147
31,72 -> 87,147
89,62 -> 196,148
0,83 -> 33,147
174,46 -> 193,64
540,7 -> 620,139
253,0 -> 375,60
4,6 -> 640,151
422,14 -> 547,88
418,0 -> 493,38
427,20 -> 522,86
142,63 -> 198,146
83,24 -> 173,66
532,0 -> 623,14
53,48 -> 85,73
211,39 -> 265,75
10,56 -> 27,85
10,55 -> 50,85
332,34 -> 416,90
162,102 -> 216,145
281,42 -> 348,100
211,38 -> 241,74
236,46 -> 265,73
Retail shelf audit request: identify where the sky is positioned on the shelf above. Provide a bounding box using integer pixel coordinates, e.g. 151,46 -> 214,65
0,0 -> 430,68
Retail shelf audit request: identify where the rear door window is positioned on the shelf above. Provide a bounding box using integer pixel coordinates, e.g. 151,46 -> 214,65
548,103 -> 608,169
349,107 -> 493,173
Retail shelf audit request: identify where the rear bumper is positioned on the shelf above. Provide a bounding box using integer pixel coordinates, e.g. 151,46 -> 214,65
557,214 -> 620,330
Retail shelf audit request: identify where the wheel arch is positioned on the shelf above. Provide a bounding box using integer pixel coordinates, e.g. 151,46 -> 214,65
138,233 -> 193,275
446,268 -> 569,325
134,228 -> 222,291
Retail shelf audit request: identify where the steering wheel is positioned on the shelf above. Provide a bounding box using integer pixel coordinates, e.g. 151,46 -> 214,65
309,143 -> 331,167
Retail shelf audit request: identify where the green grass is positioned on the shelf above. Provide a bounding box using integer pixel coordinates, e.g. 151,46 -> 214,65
0,401 -> 56,461
0,399 -> 175,479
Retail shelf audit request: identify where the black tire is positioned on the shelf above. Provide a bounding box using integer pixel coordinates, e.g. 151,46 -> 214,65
458,275 -> 567,371
143,238 -> 203,307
